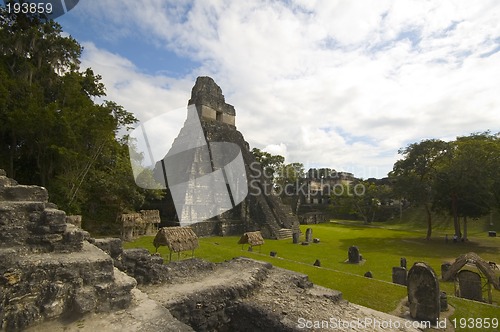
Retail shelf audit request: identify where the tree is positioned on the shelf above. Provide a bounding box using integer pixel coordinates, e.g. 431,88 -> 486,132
275,162 -> 304,194
0,8 -> 158,233
390,139 -> 449,240
330,180 -> 392,224
251,148 -> 284,184
433,132 -> 498,240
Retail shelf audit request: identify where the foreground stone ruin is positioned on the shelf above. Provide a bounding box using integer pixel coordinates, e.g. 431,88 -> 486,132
0,169 -> 188,331
1,170 -> 422,331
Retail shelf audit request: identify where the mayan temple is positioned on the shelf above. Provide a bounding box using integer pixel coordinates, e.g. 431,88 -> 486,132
155,76 -> 300,239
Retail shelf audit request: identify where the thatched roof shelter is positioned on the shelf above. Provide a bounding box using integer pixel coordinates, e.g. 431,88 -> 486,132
139,210 -> 161,224
238,231 -> 265,246
121,213 -> 143,227
443,252 -> 500,290
153,226 -> 199,253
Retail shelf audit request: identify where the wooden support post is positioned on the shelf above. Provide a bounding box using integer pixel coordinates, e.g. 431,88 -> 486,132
487,282 -> 492,304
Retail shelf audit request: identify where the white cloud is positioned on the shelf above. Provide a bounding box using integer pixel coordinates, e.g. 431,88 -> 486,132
68,0 -> 500,178
80,42 -> 192,122
264,143 -> 289,161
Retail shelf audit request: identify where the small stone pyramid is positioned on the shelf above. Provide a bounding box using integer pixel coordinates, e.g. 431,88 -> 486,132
0,169 -> 136,330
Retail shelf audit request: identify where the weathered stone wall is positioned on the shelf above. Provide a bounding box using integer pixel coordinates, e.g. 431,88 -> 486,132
189,220 -> 244,237
91,237 -> 170,285
0,170 -> 138,330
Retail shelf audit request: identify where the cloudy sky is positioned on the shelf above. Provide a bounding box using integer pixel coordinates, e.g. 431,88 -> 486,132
56,0 -> 500,179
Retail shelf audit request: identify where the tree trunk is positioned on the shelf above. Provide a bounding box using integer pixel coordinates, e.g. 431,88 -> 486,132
451,194 -> 461,238
399,198 -> 403,221
463,216 -> 468,241
425,203 -> 432,240
9,133 -> 16,178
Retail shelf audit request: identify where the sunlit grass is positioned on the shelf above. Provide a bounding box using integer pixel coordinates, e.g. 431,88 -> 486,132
124,222 -> 500,328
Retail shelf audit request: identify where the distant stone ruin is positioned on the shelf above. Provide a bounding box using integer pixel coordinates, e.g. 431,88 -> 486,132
120,209 -> 160,241
154,76 -> 300,239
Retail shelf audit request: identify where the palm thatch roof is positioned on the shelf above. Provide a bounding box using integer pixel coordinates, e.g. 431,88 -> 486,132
153,226 -> 199,253
120,213 -> 143,227
238,231 -> 265,246
139,210 -> 161,224
443,252 -> 500,290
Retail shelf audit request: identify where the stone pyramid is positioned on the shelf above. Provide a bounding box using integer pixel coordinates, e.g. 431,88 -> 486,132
155,77 -> 299,239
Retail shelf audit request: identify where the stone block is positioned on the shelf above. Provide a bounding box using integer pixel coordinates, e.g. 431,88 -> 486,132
42,233 -> 64,245
0,185 -> 48,202
94,238 -> 123,259
305,228 -> 313,242
457,270 -> 482,301
348,246 -> 360,264
392,266 -> 407,285
27,224 -> 52,235
50,223 -> 67,234
441,263 -> 451,279
40,281 -> 71,319
440,292 -> 448,311
0,175 -> 17,187
73,287 -> 98,314
42,208 -> 67,225
407,262 -> 440,323
121,248 -> 169,284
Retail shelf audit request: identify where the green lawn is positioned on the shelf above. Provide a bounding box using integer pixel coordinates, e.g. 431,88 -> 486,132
125,222 -> 500,329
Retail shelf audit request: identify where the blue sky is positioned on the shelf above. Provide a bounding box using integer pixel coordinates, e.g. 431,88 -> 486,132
49,0 -> 500,178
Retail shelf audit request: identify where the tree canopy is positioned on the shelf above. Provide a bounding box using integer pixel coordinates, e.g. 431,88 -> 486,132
0,8 -> 161,233
391,132 -> 500,240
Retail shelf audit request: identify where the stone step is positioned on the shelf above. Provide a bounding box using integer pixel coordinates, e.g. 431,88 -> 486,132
276,228 -> 293,240
1,242 -> 138,330
24,288 -> 194,332
142,258 -> 271,331
93,267 -> 137,312
15,241 -> 116,284
0,185 -> 48,202
0,201 -> 46,247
